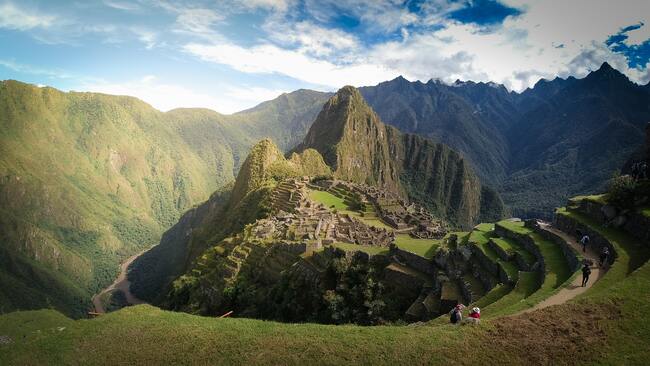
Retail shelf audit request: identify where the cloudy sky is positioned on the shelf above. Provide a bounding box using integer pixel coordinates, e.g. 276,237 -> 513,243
1,0 -> 649,113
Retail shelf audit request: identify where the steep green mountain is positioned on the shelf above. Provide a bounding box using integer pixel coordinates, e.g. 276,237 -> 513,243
0,80 -> 329,317
128,139 -> 330,302
359,77 -> 516,185
294,86 -> 505,227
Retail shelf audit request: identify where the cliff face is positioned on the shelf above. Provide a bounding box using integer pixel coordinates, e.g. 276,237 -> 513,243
295,86 -> 504,228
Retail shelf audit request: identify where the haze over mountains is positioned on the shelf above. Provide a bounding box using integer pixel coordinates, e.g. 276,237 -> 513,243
0,62 -> 648,317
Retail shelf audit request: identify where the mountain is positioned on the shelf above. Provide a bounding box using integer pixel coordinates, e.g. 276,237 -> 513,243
359,77 -> 515,185
0,80 -> 329,317
358,63 -> 650,218
504,62 -> 650,216
294,86 -> 505,227
128,139 -> 330,303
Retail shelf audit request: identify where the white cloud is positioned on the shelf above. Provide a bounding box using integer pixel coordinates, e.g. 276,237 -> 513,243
265,21 -> 360,57
184,42 -> 397,88
0,59 -> 72,79
103,0 -> 141,11
83,75 -> 289,114
0,2 -> 56,30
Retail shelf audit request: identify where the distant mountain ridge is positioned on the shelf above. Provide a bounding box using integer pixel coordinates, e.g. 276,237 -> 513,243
359,62 -> 650,217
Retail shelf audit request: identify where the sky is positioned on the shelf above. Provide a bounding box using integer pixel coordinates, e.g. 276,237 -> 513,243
1,0 -> 649,114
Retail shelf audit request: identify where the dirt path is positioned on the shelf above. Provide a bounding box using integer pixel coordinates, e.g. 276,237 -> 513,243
91,251 -> 147,313
514,222 -> 606,315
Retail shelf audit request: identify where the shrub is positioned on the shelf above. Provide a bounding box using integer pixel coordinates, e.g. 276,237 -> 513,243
607,174 -> 637,208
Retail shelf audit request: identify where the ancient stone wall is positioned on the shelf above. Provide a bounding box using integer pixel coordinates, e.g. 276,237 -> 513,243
532,224 -> 580,271
394,248 -> 437,276
554,214 -> 617,265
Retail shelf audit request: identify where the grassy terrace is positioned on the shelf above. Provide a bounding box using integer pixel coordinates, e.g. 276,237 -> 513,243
332,242 -> 389,256
469,224 -> 519,281
395,234 -> 440,259
482,271 -> 539,318
490,237 -> 536,266
556,207 -> 650,299
494,221 -> 574,314
308,189 -> 394,230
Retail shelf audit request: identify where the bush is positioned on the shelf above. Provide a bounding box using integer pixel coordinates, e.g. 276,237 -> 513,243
607,174 -> 638,208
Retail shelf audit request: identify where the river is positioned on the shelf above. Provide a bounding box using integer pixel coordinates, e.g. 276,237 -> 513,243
91,251 -> 147,313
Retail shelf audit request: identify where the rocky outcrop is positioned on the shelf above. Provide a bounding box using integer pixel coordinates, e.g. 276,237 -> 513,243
294,86 -> 505,228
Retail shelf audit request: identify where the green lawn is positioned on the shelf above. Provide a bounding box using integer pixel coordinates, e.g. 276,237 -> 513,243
332,242 -> 389,256
309,190 -> 348,210
394,234 -> 440,259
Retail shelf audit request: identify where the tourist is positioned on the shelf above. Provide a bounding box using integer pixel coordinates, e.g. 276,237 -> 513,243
463,307 -> 481,325
449,304 -> 464,324
599,247 -> 610,268
581,263 -> 592,287
580,234 -> 590,253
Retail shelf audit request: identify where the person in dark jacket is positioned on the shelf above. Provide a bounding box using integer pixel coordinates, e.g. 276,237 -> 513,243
581,263 -> 592,287
599,247 -> 610,268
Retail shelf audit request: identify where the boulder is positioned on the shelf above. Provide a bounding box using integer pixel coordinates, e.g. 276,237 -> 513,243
601,205 -> 618,220
612,215 -> 627,228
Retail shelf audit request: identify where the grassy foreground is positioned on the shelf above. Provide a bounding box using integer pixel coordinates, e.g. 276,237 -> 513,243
2,257 -> 650,365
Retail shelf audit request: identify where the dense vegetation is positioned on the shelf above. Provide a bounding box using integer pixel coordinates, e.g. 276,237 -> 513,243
0,80 -> 329,317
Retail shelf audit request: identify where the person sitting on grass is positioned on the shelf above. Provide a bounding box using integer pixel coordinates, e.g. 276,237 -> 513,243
449,304 -> 465,325
581,262 -> 592,287
463,307 -> 481,325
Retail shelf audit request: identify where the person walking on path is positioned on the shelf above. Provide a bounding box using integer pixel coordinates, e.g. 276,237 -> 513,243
599,247 -> 610,268
581,263 -> 592,287
580,234 -> 590,253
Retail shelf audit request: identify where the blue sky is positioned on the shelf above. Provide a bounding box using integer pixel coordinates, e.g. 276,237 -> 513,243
1,0 -> 649,113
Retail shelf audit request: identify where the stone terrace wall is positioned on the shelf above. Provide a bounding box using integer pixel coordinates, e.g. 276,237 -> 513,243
574,199 -> 650,247
532,223 -> 581,271
394,248 -> 437,276
554,214 -> 617,265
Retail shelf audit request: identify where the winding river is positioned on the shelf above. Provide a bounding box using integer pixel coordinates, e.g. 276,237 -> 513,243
91,251 -> 147,313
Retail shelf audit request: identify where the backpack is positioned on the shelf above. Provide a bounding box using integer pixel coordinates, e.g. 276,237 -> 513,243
450,309 -> 460,324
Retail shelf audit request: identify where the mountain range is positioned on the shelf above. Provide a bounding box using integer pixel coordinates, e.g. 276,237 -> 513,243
1,62 -> 648,317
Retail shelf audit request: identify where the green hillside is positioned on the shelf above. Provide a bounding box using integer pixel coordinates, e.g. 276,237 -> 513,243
0,80 -> 329,317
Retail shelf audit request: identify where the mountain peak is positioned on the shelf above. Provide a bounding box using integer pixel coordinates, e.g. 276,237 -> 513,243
598,61 -> 613,71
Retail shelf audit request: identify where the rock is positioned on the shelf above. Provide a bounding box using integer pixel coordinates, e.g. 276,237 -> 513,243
612,215 -> 627,228
0,335 -> 12,345
601,205 -> 618,220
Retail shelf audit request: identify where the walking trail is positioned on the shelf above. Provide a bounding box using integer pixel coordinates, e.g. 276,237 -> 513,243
514,221 -> 606,316
91,251 -> 147,313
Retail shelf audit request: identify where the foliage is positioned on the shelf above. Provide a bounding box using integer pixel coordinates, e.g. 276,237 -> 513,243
606,174 -> 638,208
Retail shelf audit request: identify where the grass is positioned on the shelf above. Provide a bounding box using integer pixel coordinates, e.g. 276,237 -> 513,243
394,234 -> 441,259
332,242 -> 389,256
472,284 -> 512,308
308,190 -> 348,211
482,271 -> 539,318
491,237 -> 536,266
491,221 -> 574,314
468,225 -> 519,281
556,207 -> 650,299
2,213 -> 650,365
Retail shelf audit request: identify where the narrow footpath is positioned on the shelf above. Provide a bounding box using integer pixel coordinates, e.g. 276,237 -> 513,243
515,221 -> 606,315
91,251 -> 147,313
